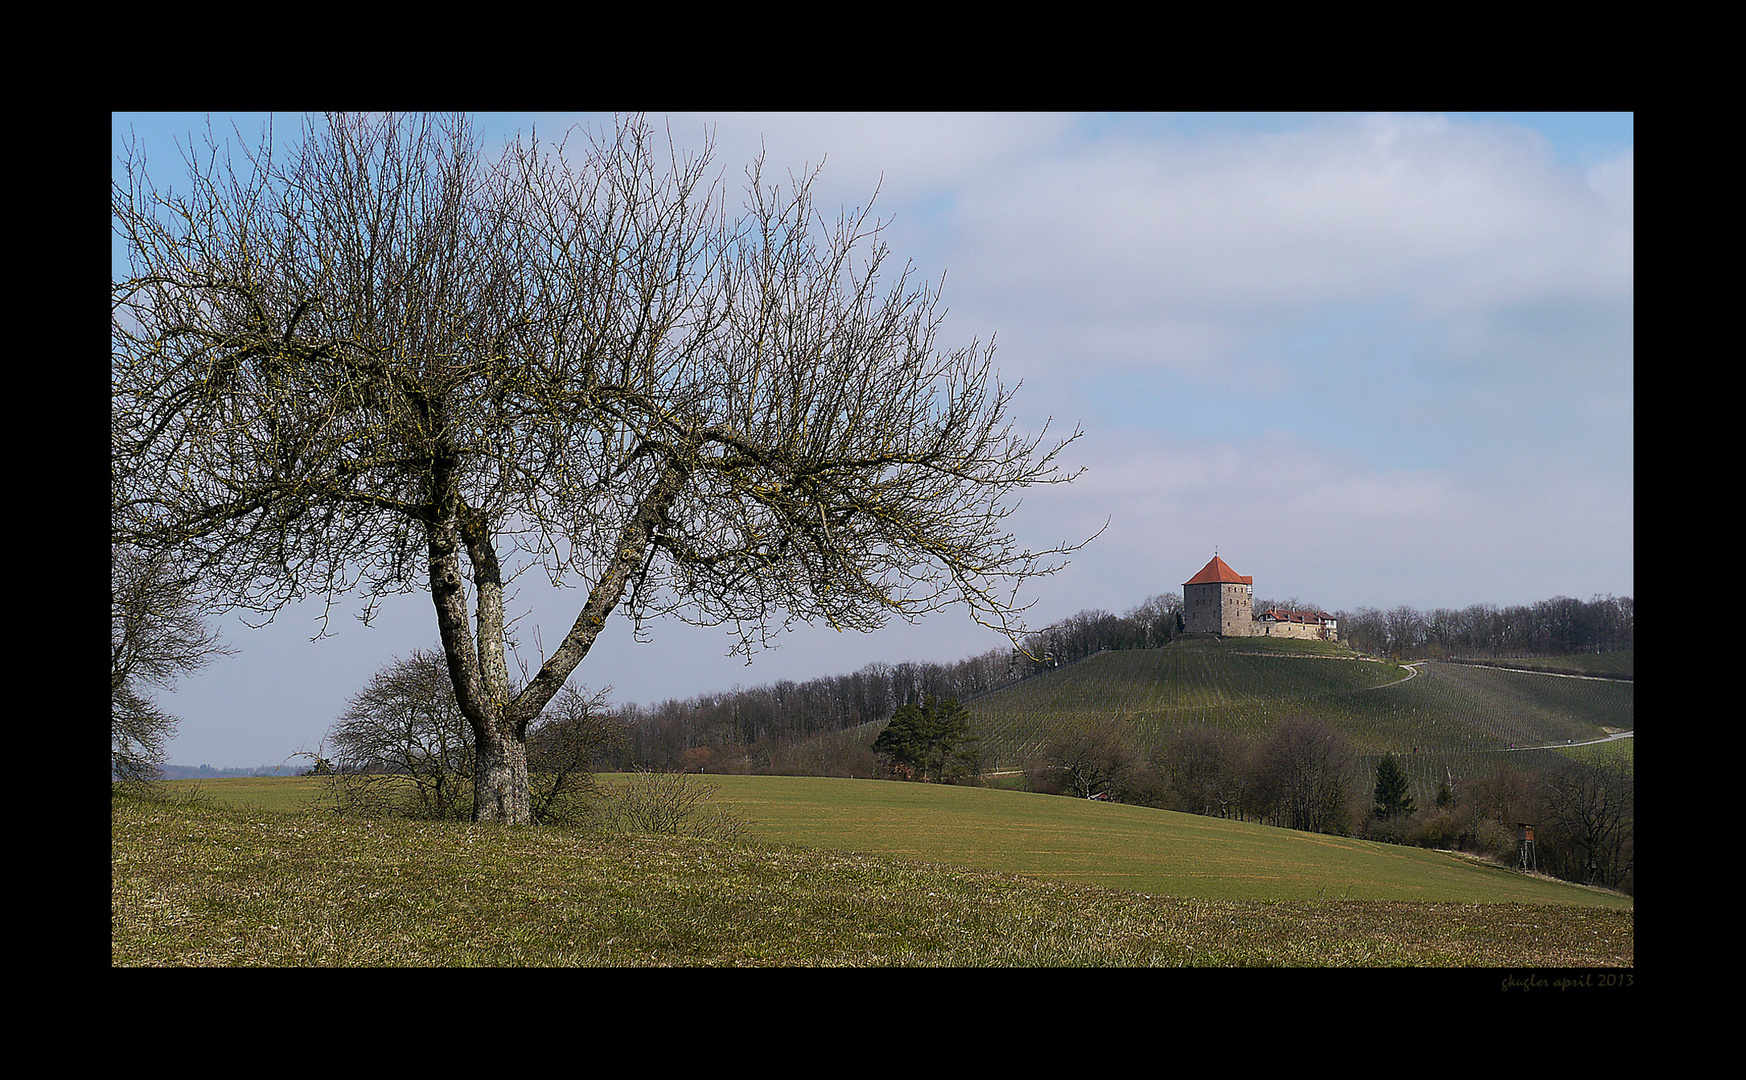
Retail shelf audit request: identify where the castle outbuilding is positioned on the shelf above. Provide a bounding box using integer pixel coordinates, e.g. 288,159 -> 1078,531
1182,555 -> 1337,640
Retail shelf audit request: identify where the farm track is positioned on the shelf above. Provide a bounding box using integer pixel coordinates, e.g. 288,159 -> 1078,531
1363,660 -> 1421,690
1437,657 -> 1633,683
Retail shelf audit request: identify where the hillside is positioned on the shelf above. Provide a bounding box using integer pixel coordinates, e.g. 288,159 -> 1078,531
965,640 -> 1633,805
1440,651 -> 1634,680
694,774 -> 1630,908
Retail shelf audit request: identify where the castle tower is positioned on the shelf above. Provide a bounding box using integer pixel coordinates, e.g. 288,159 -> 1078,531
1183,555 -> 1253,636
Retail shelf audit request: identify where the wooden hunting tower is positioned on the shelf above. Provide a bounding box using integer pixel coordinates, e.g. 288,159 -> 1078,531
1517,823 -> 1537,873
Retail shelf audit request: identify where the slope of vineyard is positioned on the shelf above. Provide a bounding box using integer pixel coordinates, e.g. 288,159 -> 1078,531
968,640 -> 1633,772
1317,660 -> 1634,753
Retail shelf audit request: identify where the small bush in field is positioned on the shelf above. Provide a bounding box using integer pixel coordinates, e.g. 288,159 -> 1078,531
596,771 -> 751,843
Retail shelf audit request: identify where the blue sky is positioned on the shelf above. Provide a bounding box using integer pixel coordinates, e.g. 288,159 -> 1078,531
112,112 -> 1633,770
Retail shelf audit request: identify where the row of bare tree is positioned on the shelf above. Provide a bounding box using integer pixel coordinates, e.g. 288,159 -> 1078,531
1009,592 -> 1634,668
1029,716 -> 1632,894
600,648 -> 1018,772
1339,594 -> 1633,659
1367,753 -> 1634,894
1030,716 -> 1359,834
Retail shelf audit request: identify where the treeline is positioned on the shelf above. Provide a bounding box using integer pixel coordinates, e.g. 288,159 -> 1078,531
152,763 -> 302,780
1029,716 -> 1361,834
1338,594 -> 1633,659
1028,716 -> 1633,895
1012,594 -> 1186,672
1366,753 -> 1634,896
1012,592 -> 1634,665
601,649 -> 1022,773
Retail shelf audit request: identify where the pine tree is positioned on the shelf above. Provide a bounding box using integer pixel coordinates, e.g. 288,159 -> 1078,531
871,701 -> 930,780
872,695 -> 980,783
1373,754 -> 1417,820
928,697 -> 982,783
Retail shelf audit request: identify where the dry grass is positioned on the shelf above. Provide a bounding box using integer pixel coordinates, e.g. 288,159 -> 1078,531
112,789 -> 1632,967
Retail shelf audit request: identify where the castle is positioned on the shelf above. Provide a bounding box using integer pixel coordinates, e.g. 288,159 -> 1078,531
1181,555 -> 1338,641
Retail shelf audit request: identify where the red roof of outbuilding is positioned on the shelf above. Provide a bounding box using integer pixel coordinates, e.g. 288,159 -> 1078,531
1183,556 -> 1252,587
1259,608 -> 1334,624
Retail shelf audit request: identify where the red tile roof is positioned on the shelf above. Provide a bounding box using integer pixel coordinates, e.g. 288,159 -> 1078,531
1259,608 -> 1335,624
1183,556 -> 1253,587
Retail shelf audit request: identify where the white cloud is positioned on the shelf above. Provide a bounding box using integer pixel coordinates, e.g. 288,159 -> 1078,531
1587,147 -> 1634,213
927,114 -> 1630,384
659,112 -> 1074,219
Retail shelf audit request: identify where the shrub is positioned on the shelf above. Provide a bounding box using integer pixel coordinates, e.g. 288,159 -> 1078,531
594,771 -> 751,843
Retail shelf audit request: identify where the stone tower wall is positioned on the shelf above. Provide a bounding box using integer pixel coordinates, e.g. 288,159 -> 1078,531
1184,579 -> 1254,635
1251,619 -> 1330,641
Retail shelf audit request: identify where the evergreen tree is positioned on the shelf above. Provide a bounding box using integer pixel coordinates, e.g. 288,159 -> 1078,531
1373,754 -> 1417,820
871,701 -> 929,780
927,697 -> 982,784
872,695 -> 980,783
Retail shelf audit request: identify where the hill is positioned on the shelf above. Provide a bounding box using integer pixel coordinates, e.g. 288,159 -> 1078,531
1440,651 -> 1634,680
971,637 -> 1406,762
968,640 -> 1632,766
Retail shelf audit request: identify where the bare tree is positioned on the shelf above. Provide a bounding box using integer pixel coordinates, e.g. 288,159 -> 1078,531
329,648 -> 476,819
110,543 -> 232,782
1151,724 -> 1250,818
1126,592 -> 1183,649
112,112 -> 1089,822
1038,716 -> 1135,799
329,648 -> 618,822
1538,758 -> 1633,889
1384,606 -> 1426,657
1251,715 -> 1357,834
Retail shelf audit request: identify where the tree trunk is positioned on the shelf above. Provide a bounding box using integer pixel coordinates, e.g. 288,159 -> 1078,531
474,726 -> 532,824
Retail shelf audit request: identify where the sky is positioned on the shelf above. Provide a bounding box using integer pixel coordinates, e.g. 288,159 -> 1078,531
111,111 -> 1633,770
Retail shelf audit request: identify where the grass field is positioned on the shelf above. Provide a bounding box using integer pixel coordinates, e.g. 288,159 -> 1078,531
112,782 -> 1633,966
157,774 -> 1630,908
690,775 -> 1632,907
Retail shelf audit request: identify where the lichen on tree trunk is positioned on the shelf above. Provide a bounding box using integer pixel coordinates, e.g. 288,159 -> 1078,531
474,727 -> 532,824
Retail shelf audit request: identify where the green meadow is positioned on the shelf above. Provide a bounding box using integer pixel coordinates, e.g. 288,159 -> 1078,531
157,773 -> 1629,908
113,779 -> 1632,966
654,774 -> 1627,908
